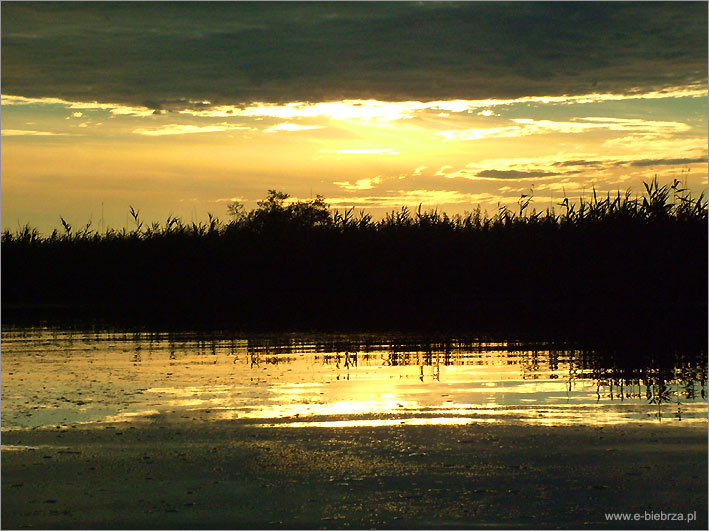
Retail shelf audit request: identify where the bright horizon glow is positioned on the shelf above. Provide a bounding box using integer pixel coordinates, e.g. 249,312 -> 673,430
2,85 -> 707,233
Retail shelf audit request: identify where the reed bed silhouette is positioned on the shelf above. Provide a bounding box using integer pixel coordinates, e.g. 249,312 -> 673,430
3,178 -> 707,342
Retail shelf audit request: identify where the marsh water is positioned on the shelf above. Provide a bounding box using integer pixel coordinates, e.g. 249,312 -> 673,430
2,327 -> 707,431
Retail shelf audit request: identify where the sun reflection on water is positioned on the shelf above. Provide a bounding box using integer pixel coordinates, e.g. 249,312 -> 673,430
1,329 -> 706,430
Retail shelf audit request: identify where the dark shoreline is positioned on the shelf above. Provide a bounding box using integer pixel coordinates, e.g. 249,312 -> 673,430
3,302 -> 706,350
4,182 -> 707,345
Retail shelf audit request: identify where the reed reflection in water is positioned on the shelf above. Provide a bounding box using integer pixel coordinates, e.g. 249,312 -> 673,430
1,328 -> 706,430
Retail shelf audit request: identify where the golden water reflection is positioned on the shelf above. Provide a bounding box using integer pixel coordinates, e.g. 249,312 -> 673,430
1,329 -> 706,429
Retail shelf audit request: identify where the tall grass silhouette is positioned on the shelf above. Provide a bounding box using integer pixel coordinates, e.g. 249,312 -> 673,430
3,178 -> 707,341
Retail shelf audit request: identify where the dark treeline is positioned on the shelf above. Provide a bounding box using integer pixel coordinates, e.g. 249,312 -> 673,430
2,178 -> 707,344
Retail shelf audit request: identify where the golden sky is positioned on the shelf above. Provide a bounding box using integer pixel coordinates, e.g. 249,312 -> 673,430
2,2 -> 707,232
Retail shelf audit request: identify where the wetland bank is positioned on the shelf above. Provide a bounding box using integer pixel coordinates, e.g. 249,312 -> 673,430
2,181 -> 708,529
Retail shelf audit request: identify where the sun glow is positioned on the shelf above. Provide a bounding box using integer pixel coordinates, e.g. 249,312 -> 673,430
173,85 -> 708,122
2,84 -> 706,233
320,149 -> 399,155
133,124 -> 253,136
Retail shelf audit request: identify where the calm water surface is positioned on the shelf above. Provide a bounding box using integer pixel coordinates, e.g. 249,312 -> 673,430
2,327 -> 706,430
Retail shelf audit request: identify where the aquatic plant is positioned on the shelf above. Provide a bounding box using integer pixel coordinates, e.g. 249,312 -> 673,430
2,179 -> 706,341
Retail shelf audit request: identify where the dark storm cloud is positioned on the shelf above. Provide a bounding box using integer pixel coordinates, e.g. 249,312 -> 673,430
552,159 -> 605,168
629,157 -> 707,167
551,157 -> 707,170
2,2 -> 707,109
476,170 -> 560,180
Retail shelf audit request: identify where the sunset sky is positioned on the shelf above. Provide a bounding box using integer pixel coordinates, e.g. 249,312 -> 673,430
2,1 -> 707,233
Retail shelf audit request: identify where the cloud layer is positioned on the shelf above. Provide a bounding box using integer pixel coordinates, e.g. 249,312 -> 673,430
3,2 -> 706,109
